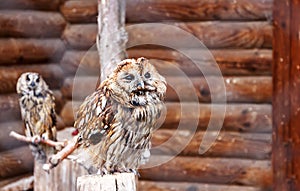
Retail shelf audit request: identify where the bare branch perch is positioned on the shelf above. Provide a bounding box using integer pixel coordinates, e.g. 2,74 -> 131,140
43,136 -> 79,171
9,131 -> 67,149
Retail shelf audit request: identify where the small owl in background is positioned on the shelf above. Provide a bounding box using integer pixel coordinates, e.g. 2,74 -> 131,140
74,57 -> 166,174
16,72 -> 57,163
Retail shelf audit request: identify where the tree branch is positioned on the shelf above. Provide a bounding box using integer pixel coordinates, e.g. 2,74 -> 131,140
9,131 -> 67,149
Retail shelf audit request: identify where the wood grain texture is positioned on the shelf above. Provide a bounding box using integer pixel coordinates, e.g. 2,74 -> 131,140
272,0 -> 292,190
128,48 -> 272,76
273,0 -> 300,190
127,0 -> 273,23
0,146 -> 33,180
60,49 -> 272,76
151,130 -> 271,160
139,156 -> 272,188
0,64 -> 63,94
0,39 -> 65,65
62,22 -> 272,49
60,0 -> 98,23
290,0 -> 300,189
127,21 -> 272,49
0,0 -> 61,11
0,11 -> 66,38
138,181 -> 266,191
61,76 -> 272,103
59,0 -> 272,23
61,101 -> 272,133
34,160 -> 87,191
77,173 -> 136,191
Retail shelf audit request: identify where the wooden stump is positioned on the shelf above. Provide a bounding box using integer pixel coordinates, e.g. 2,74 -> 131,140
34,160 -> 87,191
77,173 -> 136,191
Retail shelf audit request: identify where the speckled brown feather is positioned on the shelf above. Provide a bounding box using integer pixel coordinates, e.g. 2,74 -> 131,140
74,58 -> 166,174
17,72 -> 57,163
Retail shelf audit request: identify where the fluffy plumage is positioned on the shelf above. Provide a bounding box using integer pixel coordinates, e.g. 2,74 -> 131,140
16,72 -> 57,162
74,57 -> 166,174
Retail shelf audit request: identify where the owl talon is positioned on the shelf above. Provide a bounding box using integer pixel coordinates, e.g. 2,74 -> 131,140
32,135 -> 41,144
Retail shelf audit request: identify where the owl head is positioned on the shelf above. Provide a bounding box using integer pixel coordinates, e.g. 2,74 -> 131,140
102,57 -> 166,107
16,72 -> 49,97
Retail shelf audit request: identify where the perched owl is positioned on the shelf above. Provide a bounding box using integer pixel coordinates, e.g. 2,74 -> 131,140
16,72 -> 57,163
74,57 -> 166,174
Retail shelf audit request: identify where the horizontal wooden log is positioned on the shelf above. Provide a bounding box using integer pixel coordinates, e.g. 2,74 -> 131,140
138,181 -> 266,191
63,22 -> 272,50
62,24 -> 97,50
129,48 -> 272,76
61,76 -> 272,103
0,39 -> 65,65
60,49 -> 272,76
0,94 -> 21,123
127,21 -> 272,49
60,51 -> 100,76
0,146 -> 33,180
0,64 -> 63,94
151,130 -> 271,160
61,101 -> 272,133
60,1 -> 98,23
140,156 -> 271,187
0,121 -> 25,152
127,0 -> 273,23
60,0 -> 272,23
0,174 -> 33,191
0,92 -> 65,124
0,11 -> 66,38
0,0 -> 61,11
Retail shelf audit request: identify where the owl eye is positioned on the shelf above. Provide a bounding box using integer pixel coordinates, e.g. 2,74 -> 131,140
36,76 -> 40,83
144,72 -> 151,79
124,74 -> 134,81
26,75 -> 30,82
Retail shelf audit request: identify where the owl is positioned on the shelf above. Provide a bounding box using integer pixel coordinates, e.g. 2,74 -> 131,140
74,57 -> 166,174
16,72 -> 57,163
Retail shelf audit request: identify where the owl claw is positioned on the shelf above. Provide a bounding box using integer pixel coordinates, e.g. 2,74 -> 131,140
32,135 -> 41,144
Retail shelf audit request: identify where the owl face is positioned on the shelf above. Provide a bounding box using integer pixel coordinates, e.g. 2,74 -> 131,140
104,57 -> 166,107
16,72 -> 48,97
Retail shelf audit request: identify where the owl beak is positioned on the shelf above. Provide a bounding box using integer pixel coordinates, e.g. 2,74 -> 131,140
136,82 -> 145,90
29,81 -> 36,89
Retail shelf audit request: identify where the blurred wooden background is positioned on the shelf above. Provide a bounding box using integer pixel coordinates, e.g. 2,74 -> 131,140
0,0 -> 273,190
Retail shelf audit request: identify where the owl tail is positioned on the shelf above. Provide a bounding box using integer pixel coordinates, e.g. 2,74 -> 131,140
29,144 -> 55,164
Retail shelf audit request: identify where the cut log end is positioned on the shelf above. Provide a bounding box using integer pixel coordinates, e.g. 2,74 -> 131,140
77,173 -> 137,191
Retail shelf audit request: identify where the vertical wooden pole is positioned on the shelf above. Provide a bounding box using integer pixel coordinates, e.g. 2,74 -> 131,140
97,0 -> 127,81
273,0 -> 300,190
77,1 -> 134,190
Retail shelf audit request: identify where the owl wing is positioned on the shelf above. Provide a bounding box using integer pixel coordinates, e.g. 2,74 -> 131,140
75,89 -> 112,147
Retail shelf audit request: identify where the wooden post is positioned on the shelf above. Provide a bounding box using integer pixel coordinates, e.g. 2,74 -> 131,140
273,0 -> 300,190
76,0 -> 134,190
34,128 -> 88,191
77,173 -> 136,191
97,0 -> 127,81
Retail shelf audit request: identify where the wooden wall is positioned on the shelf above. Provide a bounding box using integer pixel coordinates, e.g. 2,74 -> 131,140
0,0 -> 273,190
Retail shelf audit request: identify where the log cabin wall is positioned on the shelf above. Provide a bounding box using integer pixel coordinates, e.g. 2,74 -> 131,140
0,0 -> 273,190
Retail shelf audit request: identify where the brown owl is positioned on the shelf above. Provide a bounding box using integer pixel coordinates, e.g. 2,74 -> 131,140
74,57 -> 166,174
16,72 -> 57,163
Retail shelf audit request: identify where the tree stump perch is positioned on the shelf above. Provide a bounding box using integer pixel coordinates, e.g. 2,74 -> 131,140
77,173 -> 136,191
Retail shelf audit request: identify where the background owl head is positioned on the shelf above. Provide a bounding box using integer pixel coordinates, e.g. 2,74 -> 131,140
16,72 -> 49,97
102,57 -> 166,107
